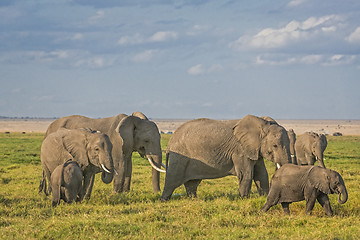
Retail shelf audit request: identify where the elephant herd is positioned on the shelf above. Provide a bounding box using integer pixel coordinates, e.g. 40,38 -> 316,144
38,112 -> 348,216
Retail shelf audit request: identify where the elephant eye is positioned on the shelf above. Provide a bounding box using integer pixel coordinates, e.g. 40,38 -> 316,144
273,144 -> 278,148
95,147 -> 100,151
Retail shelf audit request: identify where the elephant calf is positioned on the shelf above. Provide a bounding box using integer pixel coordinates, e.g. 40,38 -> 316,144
261,164 -> 348,216
51,160 -> 83,207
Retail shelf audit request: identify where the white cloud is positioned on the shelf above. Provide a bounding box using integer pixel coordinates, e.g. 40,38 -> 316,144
118,31 -> 178,46
187,64 -> 223,75
149,31 -> 178,42
287,0 -> 307,7
132,49 -> 158,62
347,27 -> 360,44
118,33 -> 144,45
188,64 -> 205,75
72,33 -> 83,41
88,10 -> 105,24
75,56 -> 114,68
230,15 -> 342,50
255,54 -> 355,66
186,25 -> 211,36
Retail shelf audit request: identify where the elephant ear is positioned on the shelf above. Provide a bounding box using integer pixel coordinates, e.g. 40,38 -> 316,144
62,129 -> 89,169
115,116 -> 136,152
132,112 -> 148,120
233,115 -> 267,160
308,166 -> 332,194
320,134 -> 327,151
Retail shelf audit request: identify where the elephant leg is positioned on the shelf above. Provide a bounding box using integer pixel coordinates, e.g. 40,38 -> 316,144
253,158 -> 269,196
184,179 -> 202,198
305,191 -> 317,215
152,168 -> 161,193
317,194 -> 333,216
124,156 -> 132,192
233,157 -> 255,198
281,202 -> 291,215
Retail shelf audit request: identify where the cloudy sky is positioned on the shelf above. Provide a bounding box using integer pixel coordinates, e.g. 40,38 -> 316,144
1,0 -> 360,119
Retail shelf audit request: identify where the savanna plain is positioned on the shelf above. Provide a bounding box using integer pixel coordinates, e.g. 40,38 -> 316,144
0,122 -> 360,239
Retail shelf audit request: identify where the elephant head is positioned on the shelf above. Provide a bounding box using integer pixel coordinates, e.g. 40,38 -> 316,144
85,130 -> 115,184
308,132 -> 327,168
309,167 -> 348,204
234,115 -> 291,168
63,128 -> 115,184
116,115 -> 164,192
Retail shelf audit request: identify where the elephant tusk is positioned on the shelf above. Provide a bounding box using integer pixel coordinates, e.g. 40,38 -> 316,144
161,163 -> 166,169
147,157 -> 166,173
101,164 -> 112,174
291,155 -> 295,158
113,168 -> 119,175
276,163 -> 281,169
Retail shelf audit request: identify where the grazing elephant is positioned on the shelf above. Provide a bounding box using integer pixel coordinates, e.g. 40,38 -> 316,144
261,164 -> 348,216
287,129 -> 297,164
44,112 -> 165,193
161,115 -> 292,201
40,128 -> 115,199
295,132 -> 327,168
51,160 -> 83,207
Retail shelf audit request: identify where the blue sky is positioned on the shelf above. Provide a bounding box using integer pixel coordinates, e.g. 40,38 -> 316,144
1,0 -> 360,119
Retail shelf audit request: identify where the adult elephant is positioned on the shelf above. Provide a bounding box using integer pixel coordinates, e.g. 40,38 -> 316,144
45,112 -> 165,193
295,132 -> 327,168
40,128 -> 114,199
287,129 -> 297,164
161,115 -> 292,201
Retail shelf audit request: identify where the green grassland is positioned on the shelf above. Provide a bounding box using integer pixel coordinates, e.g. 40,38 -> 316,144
0,133 -> 359,239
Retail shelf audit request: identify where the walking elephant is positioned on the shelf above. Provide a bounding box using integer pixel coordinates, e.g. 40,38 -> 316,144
295,132 -> 327,168
51,160 -> 83,207
44,112 -> 165,193
261,164 -> 348,216
40,128 -> 115,199
161,115 -> 292,201
287,129 -> 297,164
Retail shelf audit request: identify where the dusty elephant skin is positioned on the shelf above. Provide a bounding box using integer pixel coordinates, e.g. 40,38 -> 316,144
39,128 -> 114,200
44,112 -> 164,193
295,132 -> 327,168
261,164 -> 348,216
161,115 -> 292,201
51,160 -> 83,207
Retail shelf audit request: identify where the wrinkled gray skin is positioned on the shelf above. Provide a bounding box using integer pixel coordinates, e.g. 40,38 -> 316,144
161,115 -> 292,201
51,160 -> 83,207
295,132 -> 327,168
261,164 -> 348,216
44,112 -> 163,193
40,128 -> 114,199
287,129 -> 297,164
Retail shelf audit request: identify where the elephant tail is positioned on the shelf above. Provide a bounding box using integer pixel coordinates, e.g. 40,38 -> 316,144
39,171 -> 48,196
165,152 -> 169,170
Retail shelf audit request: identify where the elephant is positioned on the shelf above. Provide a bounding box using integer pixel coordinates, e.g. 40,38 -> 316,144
51,160 -> 83,207
161,115 -> 292,201
287,129 -> 297,164
39,128 -> 115,199
261,164 -> 348,216
44,112 -> 165,194
295,132 -> 327,168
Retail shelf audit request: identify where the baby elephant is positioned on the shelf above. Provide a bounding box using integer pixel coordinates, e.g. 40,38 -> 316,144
261,164 -> 348,216
51,160 -> 83,207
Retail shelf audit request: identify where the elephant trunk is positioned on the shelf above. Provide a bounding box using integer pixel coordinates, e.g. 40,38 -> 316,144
337,184 -> 348,204
147,153 -> 164,193
99,153 -> 114,184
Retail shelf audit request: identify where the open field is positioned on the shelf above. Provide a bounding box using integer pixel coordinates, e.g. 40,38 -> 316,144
0,132 -> 359,239
1,118 -> 360,135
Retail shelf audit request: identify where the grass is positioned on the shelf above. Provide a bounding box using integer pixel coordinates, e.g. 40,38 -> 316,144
0,133 -> 359,239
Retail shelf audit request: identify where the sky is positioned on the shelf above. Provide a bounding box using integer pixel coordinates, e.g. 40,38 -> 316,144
1,0 -> 360,119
